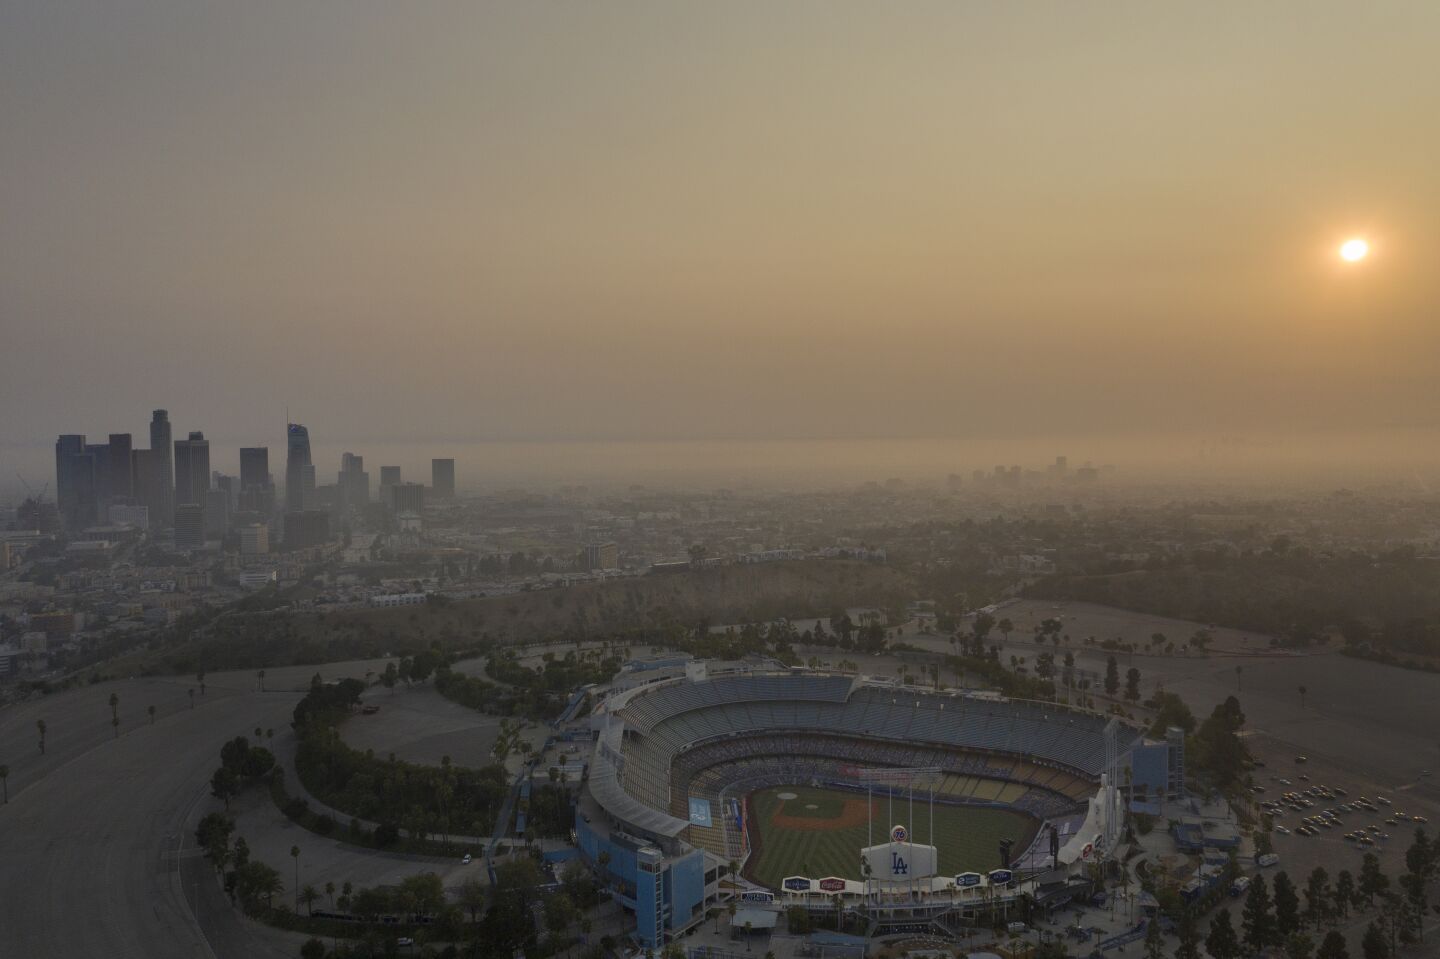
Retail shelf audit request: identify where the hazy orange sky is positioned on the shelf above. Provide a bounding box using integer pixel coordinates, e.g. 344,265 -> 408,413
3,2 -> 1439,453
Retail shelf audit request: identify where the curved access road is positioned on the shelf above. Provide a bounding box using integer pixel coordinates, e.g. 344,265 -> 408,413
0,661 -> 389,959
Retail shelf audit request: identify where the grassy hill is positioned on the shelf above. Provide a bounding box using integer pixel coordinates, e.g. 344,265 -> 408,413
1032,549 -> 1440,653
131,560 -> 914,674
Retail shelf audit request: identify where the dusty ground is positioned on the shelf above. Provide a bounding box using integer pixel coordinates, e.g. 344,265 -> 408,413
340,682 -> 504,769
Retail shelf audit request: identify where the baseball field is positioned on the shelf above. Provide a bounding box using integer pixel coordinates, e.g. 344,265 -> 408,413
744,784 -> 1038,890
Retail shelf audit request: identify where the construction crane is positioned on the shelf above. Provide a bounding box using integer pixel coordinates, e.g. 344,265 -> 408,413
15,473 -> 50,503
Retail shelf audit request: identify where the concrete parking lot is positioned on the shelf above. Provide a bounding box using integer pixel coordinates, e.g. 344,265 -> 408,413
0,658 -> 410,959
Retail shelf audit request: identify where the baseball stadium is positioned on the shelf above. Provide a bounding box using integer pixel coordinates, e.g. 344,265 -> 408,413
576,663 -> 1173,949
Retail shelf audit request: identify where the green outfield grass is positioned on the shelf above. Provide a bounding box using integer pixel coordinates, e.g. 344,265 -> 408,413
745,784 -> 1038,890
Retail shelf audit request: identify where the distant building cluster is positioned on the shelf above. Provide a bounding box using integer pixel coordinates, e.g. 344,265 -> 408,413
968,455 -> 1107,490
44,408 -> 463,557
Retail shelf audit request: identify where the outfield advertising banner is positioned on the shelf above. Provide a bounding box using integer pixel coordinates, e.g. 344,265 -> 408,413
783,877 -> 812,891
955,872 -> 983,888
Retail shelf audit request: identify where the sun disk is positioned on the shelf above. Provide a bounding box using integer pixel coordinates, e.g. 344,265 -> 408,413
1340,238 -> 1369,262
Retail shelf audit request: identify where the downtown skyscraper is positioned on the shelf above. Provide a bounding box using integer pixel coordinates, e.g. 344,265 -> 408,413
173,431 -> 211,510
148,409 -> 174,527
285,423 -> 312,511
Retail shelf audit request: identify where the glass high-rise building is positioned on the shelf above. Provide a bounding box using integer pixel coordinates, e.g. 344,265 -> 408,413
174,503 -> 206,550
55,434 -> 95,530
149,410 -> 174,527
339,452 -> 369,507
285,423 -> 312,511
240,447 -> 270,490
239,446 -> 273,516
431,458 -> 455,499
174,431 -> 211,507
107,433 -> 133,501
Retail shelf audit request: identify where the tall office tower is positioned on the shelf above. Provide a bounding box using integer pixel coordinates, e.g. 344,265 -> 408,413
238,483 -> 276,516
173,431 -> 211,508
174,503 -> 206,550
389,481 -> 425,515
431,458 -> 455,499
339,452 -> 369,507
55,435 -> 97,529
149,410 -> 174,526
239,447 -> 269,490
379,465 -> 401,495
213,473 -> 238,508
238,446 -> 273,516
131,448 -> 159,526
204,488 -> 231,536
285,423 -> 312,511
84,441 -> 112,514
300,464 -> 317,505
107,433 -> 133,500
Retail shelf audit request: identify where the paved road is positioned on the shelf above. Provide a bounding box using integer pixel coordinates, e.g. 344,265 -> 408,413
0,661 -> 388,959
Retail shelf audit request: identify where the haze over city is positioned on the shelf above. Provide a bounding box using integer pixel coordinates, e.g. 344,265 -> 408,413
5,6 -> 1440,959
6,2 -> 1440,492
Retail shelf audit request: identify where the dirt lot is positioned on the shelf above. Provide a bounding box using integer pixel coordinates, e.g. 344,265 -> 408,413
340,683 -> 504,769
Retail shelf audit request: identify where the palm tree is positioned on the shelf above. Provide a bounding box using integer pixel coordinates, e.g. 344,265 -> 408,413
147,705 -> 156,725
1235,665 -> 1243,691
744,920 -> 753,951
999,618 -> 1014,645
458,877 -> 486,923
257,669 -> 266,692
0,764 -> 8,803
727,900 -> 737,936
188,689 -> 195,710
1298,685 -> 1308,708
290,845 -> 301,909
108,692 -> 119,723
325,880 -> 335,909
36,719 -> 46,755
196,670 -> 206,695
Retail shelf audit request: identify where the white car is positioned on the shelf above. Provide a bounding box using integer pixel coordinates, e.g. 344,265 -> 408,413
462,853 -> 472,864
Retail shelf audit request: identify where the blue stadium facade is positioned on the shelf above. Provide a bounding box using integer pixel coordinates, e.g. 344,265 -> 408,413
578,667 -> 1168,949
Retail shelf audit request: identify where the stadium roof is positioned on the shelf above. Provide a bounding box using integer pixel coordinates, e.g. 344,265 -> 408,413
589,722 -> 690,838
